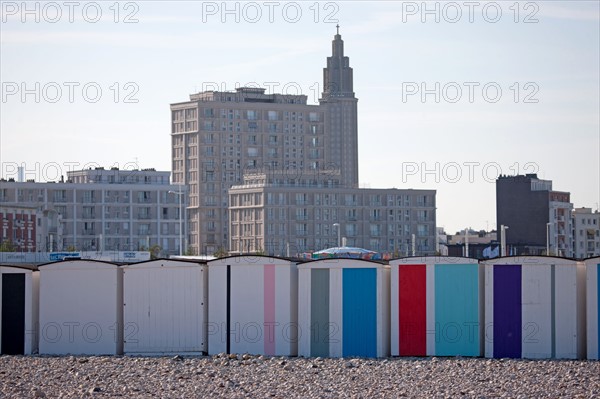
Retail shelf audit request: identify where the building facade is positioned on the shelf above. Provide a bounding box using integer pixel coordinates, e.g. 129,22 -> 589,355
496,174 -> 574,257
572,207 -> 600,258
229,173 -> 436,256
171,31 -> 359,255
0,168 -> 187,256
0,205 -> 40,252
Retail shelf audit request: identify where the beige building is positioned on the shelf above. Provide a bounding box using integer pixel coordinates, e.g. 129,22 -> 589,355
0,168 -> 186,256
229,173 -> 437,256
171,31 -> 359,255
572,207 -> 600,258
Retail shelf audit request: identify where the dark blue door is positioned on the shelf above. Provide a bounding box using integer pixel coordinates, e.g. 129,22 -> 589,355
1,273 -> 26,355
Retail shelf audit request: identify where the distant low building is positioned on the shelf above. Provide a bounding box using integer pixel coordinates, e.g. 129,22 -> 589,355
446,229 -> 498,258
0,168 -> 187,256
228,172 -> 437,256
0,205 -> 40,252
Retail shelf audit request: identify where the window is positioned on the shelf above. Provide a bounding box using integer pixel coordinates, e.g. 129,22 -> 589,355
268,111 -> 277,121
370,209 -> 381,220
247,110 -> 257,120
370,224 -> 381,236
309,112 -> 319,122
296,193 -> 307,205
296,208 -> 308,220
345,224 -> 356,237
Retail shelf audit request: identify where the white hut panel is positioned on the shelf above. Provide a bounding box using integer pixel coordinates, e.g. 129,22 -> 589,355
298,259 -> 390,358
208,256 -> 298,356
123,260 -> 208,354
0,266 -> 39,355
38,260 -> 123,355
484,257 -> 585,360
586,257 -> 600,360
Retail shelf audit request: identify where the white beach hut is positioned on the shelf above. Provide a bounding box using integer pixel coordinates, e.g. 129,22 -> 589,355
208,256 -> 298,356
482,256 -> 585,359
38,260 -> 123,355
298,258 -> 390,358
122,259 -> 208,355
389,257 -> 482,357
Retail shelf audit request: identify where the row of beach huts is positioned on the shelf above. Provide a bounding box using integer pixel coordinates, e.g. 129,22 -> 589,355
1,255 -> 599,360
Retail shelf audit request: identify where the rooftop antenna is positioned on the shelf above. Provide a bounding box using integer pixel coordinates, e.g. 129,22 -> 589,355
336,24 -> 340,35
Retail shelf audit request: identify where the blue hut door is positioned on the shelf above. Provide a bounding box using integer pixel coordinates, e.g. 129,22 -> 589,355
342,268 -> 377,357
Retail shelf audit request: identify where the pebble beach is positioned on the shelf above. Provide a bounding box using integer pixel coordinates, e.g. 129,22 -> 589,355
1,354 -> 599,398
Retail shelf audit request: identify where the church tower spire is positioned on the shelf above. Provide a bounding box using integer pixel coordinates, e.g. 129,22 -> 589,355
322,26 -> 355,99
320,27 -> 359,188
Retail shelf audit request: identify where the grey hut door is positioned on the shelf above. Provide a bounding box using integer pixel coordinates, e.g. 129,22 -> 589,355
1,274 -> 26,355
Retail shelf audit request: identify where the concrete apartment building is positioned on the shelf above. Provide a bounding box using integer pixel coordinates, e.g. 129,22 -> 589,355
171,30 -> 435,255
572,207 -> 600,258
228,173 -> 436,256
0,168 -> 187,256
496,174 -> 574,257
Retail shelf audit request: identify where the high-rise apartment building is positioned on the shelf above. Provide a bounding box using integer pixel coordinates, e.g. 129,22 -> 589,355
572,207 -> 600,258
496,174 -> 574,257
171,31 -> 360,254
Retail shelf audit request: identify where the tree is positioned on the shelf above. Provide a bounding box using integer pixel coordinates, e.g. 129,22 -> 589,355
149,244 -> 162,260
213,247 -> 229,258
0,240 -> 16,252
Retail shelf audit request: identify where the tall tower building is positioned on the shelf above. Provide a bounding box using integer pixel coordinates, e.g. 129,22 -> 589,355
320,27 -> 359,188
496,174 -> 573,257
171,30 -> 360,255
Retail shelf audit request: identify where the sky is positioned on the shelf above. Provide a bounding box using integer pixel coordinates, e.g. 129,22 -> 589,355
1,0 -> 599,235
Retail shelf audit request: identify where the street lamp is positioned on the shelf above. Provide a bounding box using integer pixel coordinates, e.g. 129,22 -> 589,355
546,222 -> 552,256
500,225 -> 509,257
333,223 -> 341,248
464,227 -> 469,258
168,188 -> 185,256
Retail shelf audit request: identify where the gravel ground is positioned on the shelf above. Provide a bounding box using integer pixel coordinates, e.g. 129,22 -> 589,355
1,354 -> 599,398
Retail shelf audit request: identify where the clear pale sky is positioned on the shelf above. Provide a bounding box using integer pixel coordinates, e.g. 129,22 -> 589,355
1,1 -> 599,234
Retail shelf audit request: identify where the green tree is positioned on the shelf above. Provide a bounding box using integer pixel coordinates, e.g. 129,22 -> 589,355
213,247 -> 229,258
149,244 -> 162,259
0,240 -> 16,252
